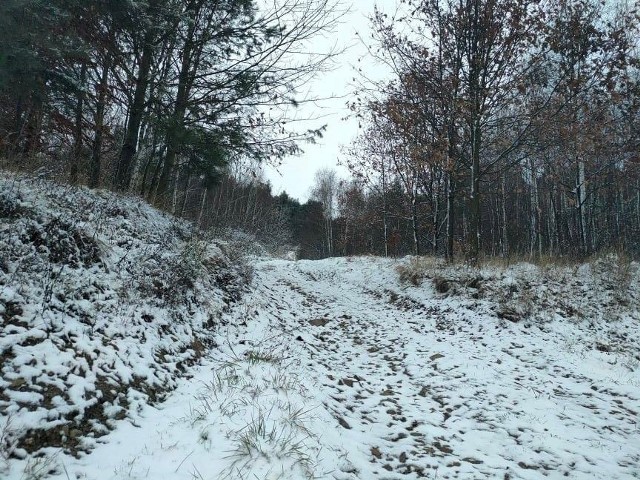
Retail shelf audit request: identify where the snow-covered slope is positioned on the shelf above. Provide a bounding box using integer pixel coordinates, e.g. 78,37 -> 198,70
0,173 -> 249,466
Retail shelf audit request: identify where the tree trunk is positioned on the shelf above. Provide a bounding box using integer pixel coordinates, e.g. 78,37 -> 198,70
576,159 -> 588,255
469,119 -> 481,263
382,158 -> 389,258
115,30 -> 154,191
171,167 -> 180,215
179,174 -> 192,218
432,178 -> 439,253
529,157 -> 542,258
155,3 -> 200,205
326,217 -> 334,257
411,170 -> 419,255
501,172 -> 509,258
70,63 -> 87,185
551,188 -> 561,255
197,186 -> 208,228
636,181 -> 640,230
139,130 -> 162,197
23,95 -> 43,159
89,55 -> 111,189
343,216 -> 349,256
467,0 -> 483,265
446,172 -> 455,262
8,95 -> 24,158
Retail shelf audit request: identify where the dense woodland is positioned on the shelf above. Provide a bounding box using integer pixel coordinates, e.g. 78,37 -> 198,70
345,0 -> 640,261
0,0 -> 337,233
1,0 -> 639,261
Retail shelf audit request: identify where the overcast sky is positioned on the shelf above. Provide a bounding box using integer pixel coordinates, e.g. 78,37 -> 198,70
263,1 -> 391,202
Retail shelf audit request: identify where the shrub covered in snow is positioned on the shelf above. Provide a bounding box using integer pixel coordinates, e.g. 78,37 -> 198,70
396,254 -> 640,325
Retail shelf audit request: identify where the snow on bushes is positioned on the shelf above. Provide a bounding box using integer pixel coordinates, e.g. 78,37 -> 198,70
0,172 -> 248,459
396,255 -> 640,324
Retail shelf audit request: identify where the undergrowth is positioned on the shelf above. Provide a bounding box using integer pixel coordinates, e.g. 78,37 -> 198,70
396,253 -> 639,326
0,172 -> 249,465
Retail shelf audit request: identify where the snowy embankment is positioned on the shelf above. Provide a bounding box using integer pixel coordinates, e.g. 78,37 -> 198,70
2,172 -> 640,480
0,173 -> 249,473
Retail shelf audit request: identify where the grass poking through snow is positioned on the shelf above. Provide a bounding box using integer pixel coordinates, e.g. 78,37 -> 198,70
180,345 -> 323,480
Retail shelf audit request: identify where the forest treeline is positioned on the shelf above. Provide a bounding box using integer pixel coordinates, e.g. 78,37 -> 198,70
1,0 -> 639,262
343,0 -> 640,261
0,0 -> 337,208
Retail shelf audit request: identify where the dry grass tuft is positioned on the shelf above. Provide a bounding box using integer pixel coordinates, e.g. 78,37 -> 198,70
396,256 -> 443,286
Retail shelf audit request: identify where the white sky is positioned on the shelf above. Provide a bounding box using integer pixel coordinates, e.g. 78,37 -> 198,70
264,1 -> 392,202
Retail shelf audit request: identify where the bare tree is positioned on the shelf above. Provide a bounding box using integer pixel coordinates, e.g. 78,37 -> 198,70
311,167 -> 338,256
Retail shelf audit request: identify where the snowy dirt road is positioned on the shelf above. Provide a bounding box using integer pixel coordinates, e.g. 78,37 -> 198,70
17,256 -> 640,480
245,257 -> 640,480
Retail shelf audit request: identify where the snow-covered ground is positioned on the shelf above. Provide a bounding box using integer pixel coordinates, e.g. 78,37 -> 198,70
2,174 -> 640,479
0,173 -> 249,477
247,257 -> 640,479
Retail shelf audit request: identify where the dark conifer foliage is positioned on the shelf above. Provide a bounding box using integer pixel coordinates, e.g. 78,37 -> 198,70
0,0 -> 339,211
